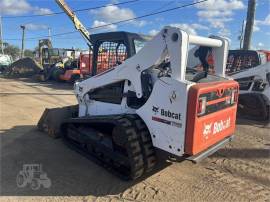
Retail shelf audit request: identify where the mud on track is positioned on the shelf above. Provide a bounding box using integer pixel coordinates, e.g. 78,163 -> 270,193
0,78 -> 269,202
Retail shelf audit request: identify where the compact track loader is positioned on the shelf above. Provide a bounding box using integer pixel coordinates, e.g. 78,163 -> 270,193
232,62 -> 270,121
38,27 -> 239,180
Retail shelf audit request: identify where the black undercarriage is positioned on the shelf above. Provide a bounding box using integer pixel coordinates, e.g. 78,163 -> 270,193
61,114 -> 156,180
237,93 -> 270,121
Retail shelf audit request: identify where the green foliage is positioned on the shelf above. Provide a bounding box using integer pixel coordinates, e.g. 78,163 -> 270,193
24,49 -> 35,58
0,41 -> 34,60
1,41 -> 8,48
4,44 -> 20,60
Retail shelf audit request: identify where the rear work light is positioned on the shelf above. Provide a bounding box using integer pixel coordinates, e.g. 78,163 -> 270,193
197,97 -> 207,116
230,89 -> 237,104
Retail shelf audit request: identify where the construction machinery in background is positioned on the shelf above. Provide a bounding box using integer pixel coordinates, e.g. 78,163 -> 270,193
53,0 -> 150,82
39,30 -> 148,83
232,62 -> 270,121
38,26 -> 239,180
226,50 -> 268,75
225,50 -> 269,121
0,54 -> 12,72
56,56 -> 81,82
189,49 -> 268,74
189,49 -> 270,121
43,48 -> 81,82
258,50 -> 270,61
51,0 -> 92,82
37,39 -> 53,68
1,39 -> 51,78
36,38 -> 82,82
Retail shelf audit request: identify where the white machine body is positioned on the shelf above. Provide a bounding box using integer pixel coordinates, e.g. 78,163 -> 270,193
74,26 -> 234,156
232,62 -> 270,105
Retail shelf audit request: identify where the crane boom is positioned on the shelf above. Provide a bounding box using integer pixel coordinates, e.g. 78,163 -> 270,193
55,0 -> 92,47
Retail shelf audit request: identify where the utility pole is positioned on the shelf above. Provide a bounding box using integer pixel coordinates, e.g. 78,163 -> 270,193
0,15 -> 4,54
48,27 -> 52,42
243,0 -> 256,50
239,20 -> 245,49
20,25 -> 26,58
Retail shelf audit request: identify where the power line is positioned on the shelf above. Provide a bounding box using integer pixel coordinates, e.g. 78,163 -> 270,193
2,0 -> 140,19
5,0 -> 208,41
150,0 -> 176,13
87,0 -> 208,31
4,37 -> 84,41
40,0 -> 181,38
2,1 -> 179,41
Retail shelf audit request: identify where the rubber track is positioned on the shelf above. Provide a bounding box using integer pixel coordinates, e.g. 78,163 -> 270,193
125,114 -> 157,172
61,114 -> 156,180
238,94 -> 270,121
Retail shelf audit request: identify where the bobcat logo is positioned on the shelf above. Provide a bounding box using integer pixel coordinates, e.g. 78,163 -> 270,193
203,123 -> 212,139
152,106 -> 159,114
202,117 -> 231,140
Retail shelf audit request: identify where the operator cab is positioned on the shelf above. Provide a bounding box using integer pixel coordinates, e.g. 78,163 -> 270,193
89,32 -> 223,84
226,50 -> 267,75
90,31 -> 150,76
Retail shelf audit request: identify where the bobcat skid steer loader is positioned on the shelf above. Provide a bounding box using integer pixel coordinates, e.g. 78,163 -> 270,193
232,62 -> 270,121
38,26 -> 239,180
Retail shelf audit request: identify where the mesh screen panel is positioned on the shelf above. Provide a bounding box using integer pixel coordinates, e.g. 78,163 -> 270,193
97,41 -> 127,74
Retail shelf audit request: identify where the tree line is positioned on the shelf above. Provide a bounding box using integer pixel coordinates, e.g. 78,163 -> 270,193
0,41 -> 35,60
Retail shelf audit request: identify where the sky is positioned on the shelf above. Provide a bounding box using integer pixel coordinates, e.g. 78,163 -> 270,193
0,0 -> 269,51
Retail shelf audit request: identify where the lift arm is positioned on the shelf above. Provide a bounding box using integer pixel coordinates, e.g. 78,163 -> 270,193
55,0 -> 92,47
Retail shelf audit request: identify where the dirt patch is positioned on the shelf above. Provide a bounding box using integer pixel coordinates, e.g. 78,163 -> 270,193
5,58 -> 43,78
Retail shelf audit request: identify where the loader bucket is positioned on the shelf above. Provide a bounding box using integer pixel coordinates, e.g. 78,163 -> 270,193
37,105 -> 78,138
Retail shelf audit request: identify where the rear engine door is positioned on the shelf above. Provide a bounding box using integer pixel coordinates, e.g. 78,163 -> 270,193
185,80 -> 239,155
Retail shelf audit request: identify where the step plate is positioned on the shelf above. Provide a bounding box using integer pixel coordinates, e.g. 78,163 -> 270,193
186,135 -> 234,163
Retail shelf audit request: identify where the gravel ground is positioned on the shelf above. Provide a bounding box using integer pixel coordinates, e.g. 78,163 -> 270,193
0,78 -> 269,202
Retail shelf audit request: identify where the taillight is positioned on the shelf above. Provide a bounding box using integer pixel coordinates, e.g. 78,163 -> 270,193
197,97 -> 206,116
